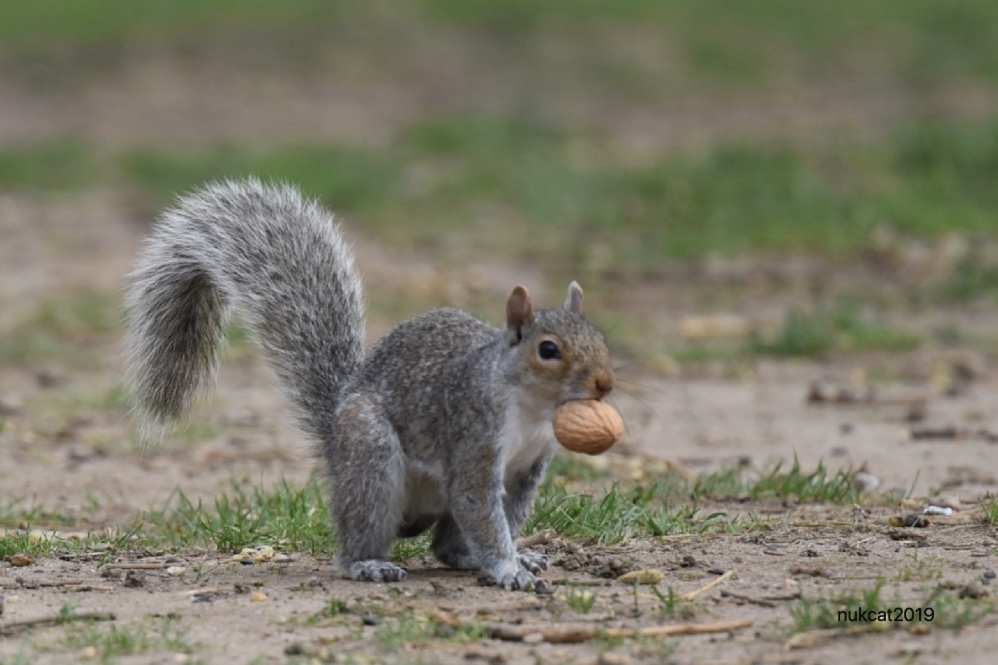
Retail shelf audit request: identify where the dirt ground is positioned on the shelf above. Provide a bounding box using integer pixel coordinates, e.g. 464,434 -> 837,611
2,60 -> 998,665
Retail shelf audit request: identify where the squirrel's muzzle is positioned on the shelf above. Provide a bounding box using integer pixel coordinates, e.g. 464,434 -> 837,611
587,371 -> 615,400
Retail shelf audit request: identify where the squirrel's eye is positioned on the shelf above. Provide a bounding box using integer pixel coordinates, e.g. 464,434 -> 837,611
538,340 -> 561,360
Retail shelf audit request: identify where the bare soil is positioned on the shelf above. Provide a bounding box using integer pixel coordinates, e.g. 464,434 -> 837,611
1,61 -> 998,665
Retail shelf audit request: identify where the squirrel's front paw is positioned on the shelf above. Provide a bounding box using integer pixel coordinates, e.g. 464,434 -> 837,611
517,549 -> 549,574
345,560 -> 408,583
478,561 -> 550,593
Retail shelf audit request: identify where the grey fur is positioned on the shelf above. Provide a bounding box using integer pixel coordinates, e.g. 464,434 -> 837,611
124,178 -> 615,591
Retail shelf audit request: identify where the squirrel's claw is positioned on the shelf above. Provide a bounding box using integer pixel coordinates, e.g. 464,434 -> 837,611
479,562 -> 544,592
517,549 -> 549,574
345,560 -> 408,583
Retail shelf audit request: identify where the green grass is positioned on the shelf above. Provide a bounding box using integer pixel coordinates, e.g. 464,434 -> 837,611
526,480 -> 723,544
0,291 -> 121,369
751,305 -> 921,358
981,495 -> 998,527
2,116 -> 997,279
790,581 -> 997,633
133,458 -> 863,557
0,139 -> 94,191
5,0 -> 998,91
145,477 -> 333,554
0,457 -> 871,563
122,146 -> 396,218
112,115 -> 998,271
62,617 -> 198,662
561,586 -> 599,614
690,459 -> 862,505
94,115 -> 998,270
0,530 -> 53,559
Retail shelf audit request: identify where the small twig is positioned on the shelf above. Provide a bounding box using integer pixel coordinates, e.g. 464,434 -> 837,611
516,529 -> 556,549
611,619 -> 752,638
70,584 -> 115,592
551,579 -> 615,587
39,579 -> 85,587
0,611 -> 115,636
484,618 -> 752,643
720,589 -> 801,607
103,562 -> 167,570
681,570 -> 734,601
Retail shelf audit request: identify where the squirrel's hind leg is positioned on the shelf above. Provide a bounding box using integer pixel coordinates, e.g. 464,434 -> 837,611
328,394 -> 408,583
431,515 -> 477,570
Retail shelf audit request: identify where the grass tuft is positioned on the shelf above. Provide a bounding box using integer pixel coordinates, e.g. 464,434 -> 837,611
146,477 -> 333,554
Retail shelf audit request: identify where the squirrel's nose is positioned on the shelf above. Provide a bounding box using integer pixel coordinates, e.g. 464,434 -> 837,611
588,371 -> 615,400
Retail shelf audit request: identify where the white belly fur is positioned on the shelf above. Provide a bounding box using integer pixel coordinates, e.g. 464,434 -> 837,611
500,397 -> 557,481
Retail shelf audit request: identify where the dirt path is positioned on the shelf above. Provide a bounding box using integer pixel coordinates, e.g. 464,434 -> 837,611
2,191 -> 997,664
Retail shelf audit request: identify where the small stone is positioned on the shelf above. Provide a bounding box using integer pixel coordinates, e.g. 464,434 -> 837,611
0,394 -> 23,416
852,471 -> 880,493
166,566 -> 186,577
80,645 -> 98,660
937,495 -> 962,511
249,591 -> 268,602
958,585 -> 988,600
10,554 -> 32,567
599,652 -> 632,665
124,571 -> 145,588
983,569 -> 996,579
617,569 -> 665,585
34,365 -> 68,388
522,632 -> 544,644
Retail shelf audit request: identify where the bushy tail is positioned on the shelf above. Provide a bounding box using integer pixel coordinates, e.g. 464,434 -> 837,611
124,178 -> 365,445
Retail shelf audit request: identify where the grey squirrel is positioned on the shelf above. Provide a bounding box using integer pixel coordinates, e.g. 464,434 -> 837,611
124,178 -> 615,591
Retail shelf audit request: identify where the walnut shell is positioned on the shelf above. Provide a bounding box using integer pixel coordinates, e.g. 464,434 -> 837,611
553,399 -> 624,455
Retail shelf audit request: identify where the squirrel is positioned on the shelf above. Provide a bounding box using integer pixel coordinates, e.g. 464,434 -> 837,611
123,178 -> 616,591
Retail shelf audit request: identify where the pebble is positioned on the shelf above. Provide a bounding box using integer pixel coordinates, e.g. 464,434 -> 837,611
124,571 -> 145,588
166,566 -> 186,577
249,591 -> 268,602
80,646 -> 98,660
617,569 -> 664,585
599,652 -> 632,665
984,570 -> 996,579
522,632 -> 544,644
10,554 -> 32,567
0,394 -> 23,416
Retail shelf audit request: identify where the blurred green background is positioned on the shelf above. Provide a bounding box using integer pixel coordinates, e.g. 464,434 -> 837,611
3,0 -> 998,366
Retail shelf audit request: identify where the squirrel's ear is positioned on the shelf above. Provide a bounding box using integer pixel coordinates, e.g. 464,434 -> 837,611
506,285 -> 535,345
564,281 -> 584,315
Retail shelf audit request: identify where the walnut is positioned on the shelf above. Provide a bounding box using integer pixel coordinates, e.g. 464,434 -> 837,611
552,399 -> 623,455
